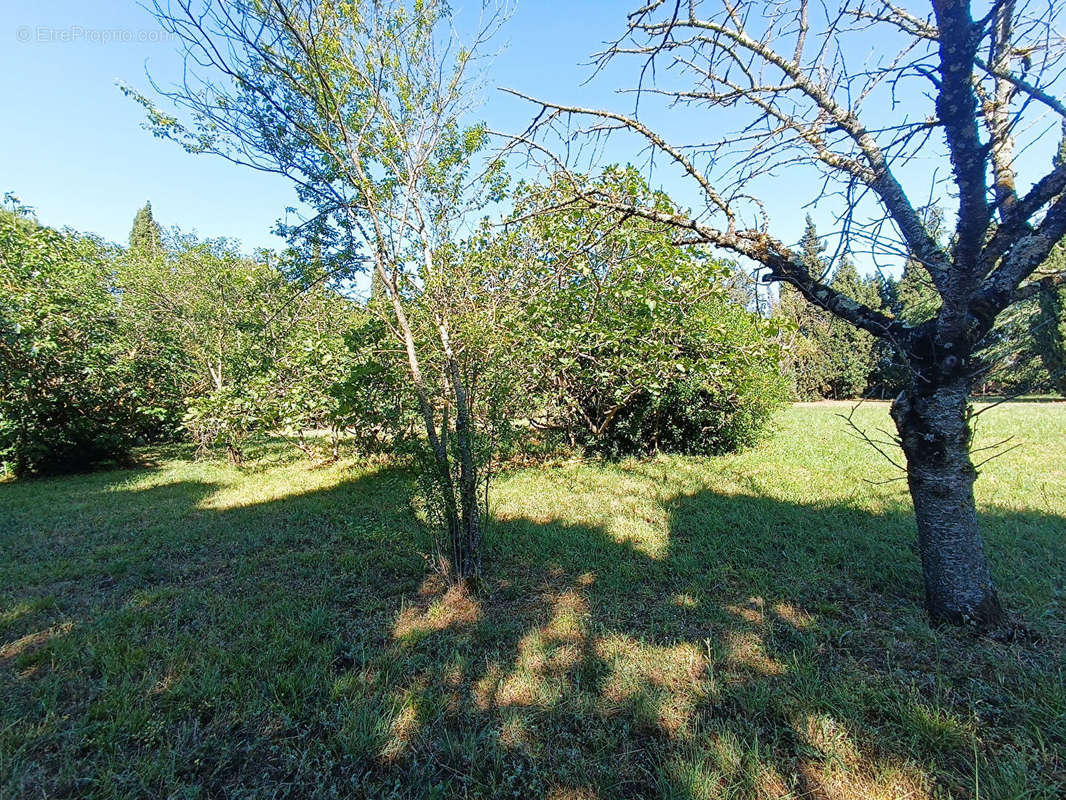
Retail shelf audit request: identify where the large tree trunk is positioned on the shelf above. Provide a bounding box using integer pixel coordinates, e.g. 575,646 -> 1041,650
890,381 -> 1004,628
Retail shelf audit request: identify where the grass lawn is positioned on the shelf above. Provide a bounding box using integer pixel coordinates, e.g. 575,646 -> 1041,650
1,401 -> 1064,799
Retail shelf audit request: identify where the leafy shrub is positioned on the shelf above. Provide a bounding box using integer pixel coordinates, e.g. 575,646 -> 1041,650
326,317 -> 419,456
505,168 -> 788,459
575,308 -> 788,459
182,383 -> 269,463
0,203 -> 158,476
586,373 -> 782,459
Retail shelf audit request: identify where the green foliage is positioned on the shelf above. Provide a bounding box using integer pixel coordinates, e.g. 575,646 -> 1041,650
870,233 -> 1060,398
0,207 -> 369,471
128,201 -> 163,255
777,284 -> 830,400
183,382 -> 268,463
332,317 -> 420,455
891,207 -> 946,329
865,206 -> 1057,398
1033,244 -> 1066,396
116,232 -> 366,462
389,232 -> 531,554
118,234 -> 279,447
865,237 -> 941,398
592,350 -> 788,459
779,208 -> 1055,401
777,218 -> 882,399
972,296 -> 1051,395
1,200 -> 337,476
821,258 -> 883,399
504,167 -> 787,457
0,202 -> 159,476
0,203 -> 346,476
893,260 -> 940,326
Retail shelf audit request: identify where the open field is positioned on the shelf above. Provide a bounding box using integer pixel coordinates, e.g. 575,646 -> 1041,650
1,402 -> 1064,799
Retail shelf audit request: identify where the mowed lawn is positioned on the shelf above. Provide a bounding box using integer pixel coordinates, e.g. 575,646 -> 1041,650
1,402 -> 1064,799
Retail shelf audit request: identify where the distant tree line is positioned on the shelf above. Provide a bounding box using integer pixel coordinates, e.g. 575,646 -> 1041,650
0,189 -> 785,489
776,216 -> 1066,401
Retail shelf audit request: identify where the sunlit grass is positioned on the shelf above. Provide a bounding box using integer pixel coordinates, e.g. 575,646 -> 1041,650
1,401 -> 1064,798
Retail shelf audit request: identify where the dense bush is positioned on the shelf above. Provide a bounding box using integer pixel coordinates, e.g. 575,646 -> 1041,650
505,168 -> 788,458
569,301 -> 788,458
585,364 -> 786,459
1035,284 -> 1066,395
0,172 -> 806,480
0,204 -> 162,476
331,316 -> 420,455
183,383 -> 267,463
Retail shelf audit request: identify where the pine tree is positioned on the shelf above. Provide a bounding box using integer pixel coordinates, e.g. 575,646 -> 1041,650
776,217 -> 884,398
129,202 -> 163,255
895,206 -> 944,325
867,207 -> 943,396
1030,135 -> 1066,396
895,259 -> 939,325
867,275 -> 909,398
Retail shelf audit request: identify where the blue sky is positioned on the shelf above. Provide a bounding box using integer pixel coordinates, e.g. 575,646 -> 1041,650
2,1 -> 1062,275
1,1 -> 622,251
2,1 -> 288,249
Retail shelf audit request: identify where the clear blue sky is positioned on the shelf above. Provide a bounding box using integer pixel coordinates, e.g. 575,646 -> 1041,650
1,1 -> 626,251
2,1 -> 1061,272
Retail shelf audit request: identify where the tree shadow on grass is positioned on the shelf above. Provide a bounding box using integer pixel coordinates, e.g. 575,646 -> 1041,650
0,461 -> 1064,799
465,489 -> 1066,799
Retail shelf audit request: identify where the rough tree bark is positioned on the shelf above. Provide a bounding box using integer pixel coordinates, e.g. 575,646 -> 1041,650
891,379 -> 1002,625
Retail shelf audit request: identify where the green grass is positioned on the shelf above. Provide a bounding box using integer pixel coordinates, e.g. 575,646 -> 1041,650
1,401 -> 1064,799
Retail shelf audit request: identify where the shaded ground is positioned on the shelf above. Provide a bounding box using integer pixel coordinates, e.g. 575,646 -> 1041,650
1,403 -> 1064,798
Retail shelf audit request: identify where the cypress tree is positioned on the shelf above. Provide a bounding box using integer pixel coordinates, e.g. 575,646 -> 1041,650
1031,133 -> 1066,396
777,217 -> 883,398
129,202 -> 163,255
823,257 -> 882,398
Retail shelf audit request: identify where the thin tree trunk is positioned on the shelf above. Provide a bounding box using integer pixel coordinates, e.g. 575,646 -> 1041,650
891,381 -> 1004,628
437,310 -> 481,584
436,385 -> 464,579
448,359 -> 481,582
375,261 -> 464,579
